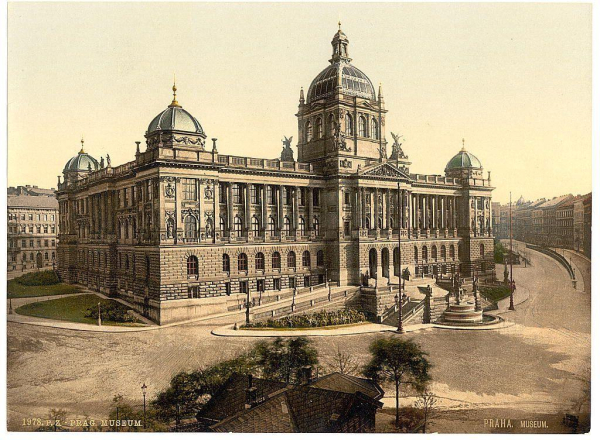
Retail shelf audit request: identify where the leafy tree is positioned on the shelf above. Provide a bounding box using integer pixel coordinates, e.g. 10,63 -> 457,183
152,355 -> 255,422
494,239 -> 507,264
251,337 -> 318,384
414,389 -> 438,433
363,337 -> 431,428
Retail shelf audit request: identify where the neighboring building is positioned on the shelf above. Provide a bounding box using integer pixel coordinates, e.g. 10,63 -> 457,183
492,202 -> 500,238
194,372 -> 384,433
7,190 -> 59,272
573,192 -> 592,258
56,27 -> 495,324
556,198 -> 575,248
8,185 -> 56,197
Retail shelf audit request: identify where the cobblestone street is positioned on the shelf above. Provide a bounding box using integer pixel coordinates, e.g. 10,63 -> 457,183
7,247 -> 590,432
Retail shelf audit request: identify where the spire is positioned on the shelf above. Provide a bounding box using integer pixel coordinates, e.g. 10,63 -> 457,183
169,75 -> 181,108
79,136 -> 85,154
299,87 -> 305,104
378,83 -> 384,103
330,23 -> 351,64
461,138 -> 466,152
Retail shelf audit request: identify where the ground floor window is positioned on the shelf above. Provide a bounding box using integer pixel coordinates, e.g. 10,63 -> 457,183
240,281 -> 248,294
273,278 -> 281,291
318,274 -> 325,284
188,286 -> 200,298
289,277 -> 296,289
304,275 -> 310,287
225,282 -> 231,296
257,279 -> 265,292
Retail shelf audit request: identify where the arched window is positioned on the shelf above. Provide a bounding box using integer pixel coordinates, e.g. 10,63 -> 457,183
125,254 -> 130,270
480,243 -> 485,258
422,246 -> 428,261
146,256 -> 151,278
317,250 -> 324,267
378,216 -> 383,229
313,216 -> 320,236
371,118 -> 379,140
184,215 -> 197,239
441,245 -> 447,260
268,216 -> 276,237
187,255 -> 198,276
328,113 -> 335,135
272,251 -> 281,269
44,252 -> 48,260
432,245 -> 438,261
450,245 -> 455,259
302,251 -> 311,267
345,113 -> 354,136
299,217 -> 306,235
283,216 -> 291,236
359,115 -> 367,137
315,117 -> 323,139
238,253 -> 248,271
219,216 -> 226,233
255,252 -> 265,271
233,215 -> 243,237
251,216 -> 260,236
222,254 -> 230,272
414,246 -> 419,263
305,120 -> 313,142
365,217 -> 371,230
288,251 -> 296,268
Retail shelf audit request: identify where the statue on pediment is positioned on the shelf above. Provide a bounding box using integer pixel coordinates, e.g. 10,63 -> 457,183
389,132 -> 407,161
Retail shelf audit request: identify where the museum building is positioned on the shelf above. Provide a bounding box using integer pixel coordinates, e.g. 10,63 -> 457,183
56,27 -> 495,324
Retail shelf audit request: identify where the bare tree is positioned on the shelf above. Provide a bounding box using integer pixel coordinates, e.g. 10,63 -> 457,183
325,343 -> 361,375
414,389 -> 438,433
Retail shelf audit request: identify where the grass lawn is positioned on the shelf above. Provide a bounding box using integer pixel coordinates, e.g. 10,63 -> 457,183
15,294 -> 145,327
480,285 -> 512,303
7,279 -> 82,298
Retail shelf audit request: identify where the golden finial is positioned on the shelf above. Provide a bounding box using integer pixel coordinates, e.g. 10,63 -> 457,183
338,20 -> 342,32
461,138 -> 466,151
79,136 -> 85,154
170,74 -> 180,107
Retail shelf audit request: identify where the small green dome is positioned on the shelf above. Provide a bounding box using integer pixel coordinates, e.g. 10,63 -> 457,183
445,148 -> 482,171
64,147 -> 100,173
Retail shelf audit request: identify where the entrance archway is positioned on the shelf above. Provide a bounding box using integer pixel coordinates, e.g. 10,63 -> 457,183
368,248 -> 377,279
36,252 -> 43,268
381,248 -> 389,278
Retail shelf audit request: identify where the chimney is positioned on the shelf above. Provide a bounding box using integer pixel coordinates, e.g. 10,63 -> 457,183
245,374 -> 257,409
299,365 -> 313,385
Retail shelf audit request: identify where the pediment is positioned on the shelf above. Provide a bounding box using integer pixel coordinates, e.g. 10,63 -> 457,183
359,161 -> 411,180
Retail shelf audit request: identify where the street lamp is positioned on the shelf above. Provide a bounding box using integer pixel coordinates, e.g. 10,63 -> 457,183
141,383 -> 147,429
508,192 -> 515,311
245,288 -> 251,325
98,302 -> 102,326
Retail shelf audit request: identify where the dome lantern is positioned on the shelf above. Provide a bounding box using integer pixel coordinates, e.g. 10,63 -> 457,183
445,139 -> 484,178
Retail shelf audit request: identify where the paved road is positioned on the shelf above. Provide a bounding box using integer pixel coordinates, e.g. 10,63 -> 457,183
7,247 -> 590,432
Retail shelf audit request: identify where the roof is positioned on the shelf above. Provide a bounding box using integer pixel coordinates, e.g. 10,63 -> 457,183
147,105 -> 204,135
308,62 -> 376,102
311,372 -> 384,400
201,372 -> 383,433
8,195 -> 58,209
445,149 -> 482,171
538,194 -> 574,209
64,151 -> 100,173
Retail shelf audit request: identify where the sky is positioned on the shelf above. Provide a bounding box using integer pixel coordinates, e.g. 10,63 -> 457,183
7,2 -> 592,204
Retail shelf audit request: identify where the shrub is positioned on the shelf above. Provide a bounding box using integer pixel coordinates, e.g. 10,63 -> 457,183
85,301 -> 136,323
14,270 -> 59,286
480,285 -> 511,302
242,309 -> 367,329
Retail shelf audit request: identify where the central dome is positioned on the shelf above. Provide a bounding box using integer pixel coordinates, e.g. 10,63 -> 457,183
307,28 -> 376,103
147,83 -> 204,135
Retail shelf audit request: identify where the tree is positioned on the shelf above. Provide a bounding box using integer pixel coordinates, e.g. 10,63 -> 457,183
325,343 -> 360,375
363,337 -> 431,428
402,267 -> 411,281
251,337 -> 318,383
414,389 -> 438,433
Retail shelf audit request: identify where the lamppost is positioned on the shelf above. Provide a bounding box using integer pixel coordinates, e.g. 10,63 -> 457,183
245,288 -> 251,325
396,169 -> 404,334
98,302 -> 102,326
291,287 -> 297,311
509,192 -> 515,311
141,383 -> 147,429
9,298 -> 13,315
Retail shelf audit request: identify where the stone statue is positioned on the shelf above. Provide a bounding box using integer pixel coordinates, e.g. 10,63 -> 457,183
205,217 -> 214,238
166,219 -> 174,239
389,132 -> 407,160
100,157 -> 105,168
333,123 -> 349,152
106,154 -> 111,168
280,136 -> 295,161
472,276 -> 479,293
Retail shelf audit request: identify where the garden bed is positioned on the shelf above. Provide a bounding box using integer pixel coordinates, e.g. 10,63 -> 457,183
8,271 -> 82,298
241,309 -> 367,329
479,285 -> 512,303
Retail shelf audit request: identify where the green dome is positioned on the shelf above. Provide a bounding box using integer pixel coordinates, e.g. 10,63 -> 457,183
64,148 -> 99,173
445,148 -> 482,171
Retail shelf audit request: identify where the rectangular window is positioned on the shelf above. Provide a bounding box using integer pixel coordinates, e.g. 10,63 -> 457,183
289,277 -> 296,289
28,214 -> 33,220
22,240 -> 26,248
257,279 -> 265,292
232,184 -> 242,204
183,178 -> 197,200
30,240 -> 34,247
225,282 -> 231,296
344,221 -> 351,236
52,240 -> 56,247
267,186 -> 274,205
273,278 -> 281,291
220,183 -> 227,203
304,275 -> 310,287
250,185 -> 259,204
344,192 -> 351,205
299,189 -> 306,206
44,240 -> 49,247
240,281 -> 248,294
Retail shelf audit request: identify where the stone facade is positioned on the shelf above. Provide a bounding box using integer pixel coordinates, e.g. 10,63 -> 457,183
56,27 -> 495,324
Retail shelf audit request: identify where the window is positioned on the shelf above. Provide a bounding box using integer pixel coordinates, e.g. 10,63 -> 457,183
422,246 -> 428,261
251,216 -> 260,235
299,189 -> 306,206
51,226 -> 56,234
432,246 -> 438,261
182,178 -> 197,200
328,114 -> 336,135
232,184 -> 243,204
313,189 -> 320,207
267,186 -> 275,205
344,192 -> 351,205
344,221 -> 351,236
255,252 -> 265,271
273,278 -> 281,290
250,185 -> 259,204
219,216 -> 226,233
480,243 -> 485,258
414,246 -> 419,262
289,277 -> 296,289
441,245 -> 447,260
345,113 -> 353,136
365,217 -> 371,230
233,215 -> 243,237
284,187 -> 292,205
359,115 -> 367,137
28,214 -> 33,220
315,117 -> 323,139
298,217 -> 306,235
313,216 -> 320,236
288,251 -> 296,268
44,252 -> 48,260
219,183 -> 227,203
184,215 -> 198,239
377,217 -> 383,229
283,216 -> 291,236
240,281 -> 248,294
272,252 -> 281,269
371,118 -> 379,140
317,250 -> 324,267
305,120 -> 313,142
302,251 -> 311,267
225,282 -> 231,296
450,245 -> 455,259
238,253 -> 248,271
222,254 -> 230,272
268,216 -> 276,237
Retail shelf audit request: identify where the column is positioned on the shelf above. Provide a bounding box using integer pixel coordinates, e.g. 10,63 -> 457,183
277,185 -> 284,235
213,181 -> 220,242
385,189 -> 391,230
261,185 -> 267,235
307,187 -> 314,232
244,183 -> 251,236
356,188 -> 362,229
227,182 -> 233,235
